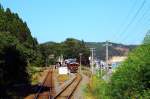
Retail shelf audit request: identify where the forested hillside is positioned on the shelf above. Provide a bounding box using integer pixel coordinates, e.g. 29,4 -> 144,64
85,42 -> 137,60
40,38 -> 90,65
43,40 -> 137,61
0,5 -> 44,97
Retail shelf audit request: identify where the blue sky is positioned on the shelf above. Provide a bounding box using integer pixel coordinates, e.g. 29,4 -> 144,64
1,0 -> 150,44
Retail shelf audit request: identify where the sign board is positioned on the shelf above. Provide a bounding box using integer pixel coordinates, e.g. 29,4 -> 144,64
89,57 -> 91,61
58,67 -> 68,74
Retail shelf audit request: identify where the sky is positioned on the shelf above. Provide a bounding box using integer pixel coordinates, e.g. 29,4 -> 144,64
1,0 -> 150,44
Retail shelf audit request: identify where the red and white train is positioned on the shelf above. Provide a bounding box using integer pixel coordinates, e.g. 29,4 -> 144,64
65,59 -> 79,73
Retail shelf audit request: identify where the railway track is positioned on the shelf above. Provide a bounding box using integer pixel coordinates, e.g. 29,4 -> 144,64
54,74 -> 82,99
34,68 -> 54,99
26,69 -> 81,99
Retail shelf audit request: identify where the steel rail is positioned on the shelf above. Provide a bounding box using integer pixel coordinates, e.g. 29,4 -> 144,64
34,69 -> 52,99
54,74 -> 82,99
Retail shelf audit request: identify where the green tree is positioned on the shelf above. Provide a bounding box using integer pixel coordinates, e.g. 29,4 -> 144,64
61,38 -> 90,64
0,32 -> 30,96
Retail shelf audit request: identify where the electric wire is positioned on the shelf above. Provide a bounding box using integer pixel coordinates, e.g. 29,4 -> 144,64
123,0 -> 150,43
112,0 -> 138,42
114,0 -> 146,44
122,0 -> 150,44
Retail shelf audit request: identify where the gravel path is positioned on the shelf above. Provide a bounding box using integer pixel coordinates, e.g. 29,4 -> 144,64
71,73 -> 90,99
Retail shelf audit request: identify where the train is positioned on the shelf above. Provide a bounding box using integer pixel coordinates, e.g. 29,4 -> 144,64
65,59 -> 79,73
56,59 -> 80,73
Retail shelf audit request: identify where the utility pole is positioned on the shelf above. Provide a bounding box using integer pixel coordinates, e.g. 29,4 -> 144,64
104,41 -> 111,71
106,41 -> 108,71
100,61 -> 102,77
79,53 -> 82,73
90,48 -> 95,74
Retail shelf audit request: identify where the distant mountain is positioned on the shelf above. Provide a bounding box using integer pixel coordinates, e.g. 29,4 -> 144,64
42,40 -> 137,61
85,42 -> 137,60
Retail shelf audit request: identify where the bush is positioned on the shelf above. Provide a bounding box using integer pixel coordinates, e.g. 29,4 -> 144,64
109,45 -> 150,99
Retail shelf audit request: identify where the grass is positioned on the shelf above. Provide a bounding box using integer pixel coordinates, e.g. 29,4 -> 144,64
82,68 -> 111,99
28,66 -> 46,85
57,74 -> 69,82
81,66 -> 92,78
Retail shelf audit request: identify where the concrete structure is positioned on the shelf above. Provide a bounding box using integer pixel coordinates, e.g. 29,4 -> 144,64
109,56 -> 127,69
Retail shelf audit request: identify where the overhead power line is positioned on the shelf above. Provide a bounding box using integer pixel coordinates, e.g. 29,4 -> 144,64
126,1 -> 150,44
115,0 -> 146,43
113,0 -> 138,42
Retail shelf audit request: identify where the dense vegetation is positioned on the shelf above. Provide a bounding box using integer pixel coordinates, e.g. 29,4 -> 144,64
40,38 -> 90,65
84,31 -> 150,99
0,5 -> 44,97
